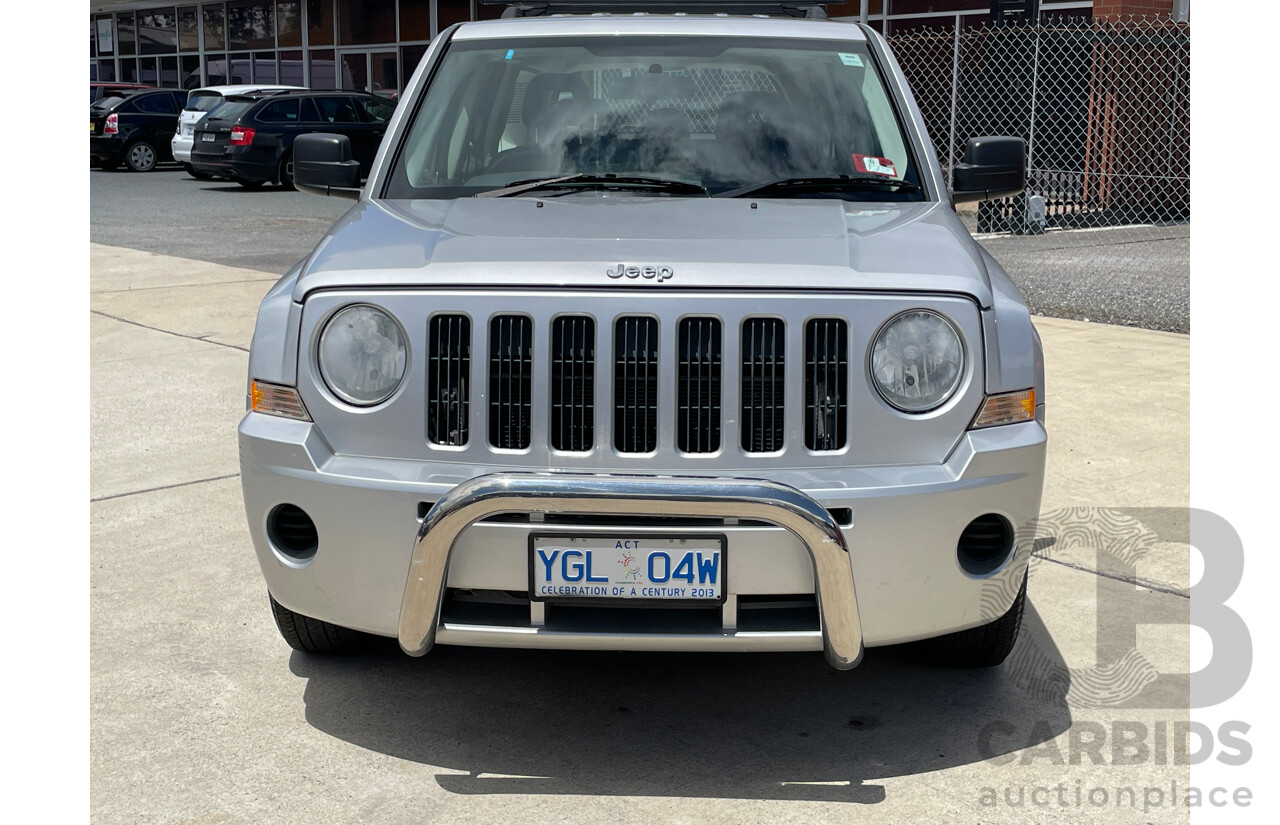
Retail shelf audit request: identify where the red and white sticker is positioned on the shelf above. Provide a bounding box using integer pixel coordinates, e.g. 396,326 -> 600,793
852,154 -> 897,177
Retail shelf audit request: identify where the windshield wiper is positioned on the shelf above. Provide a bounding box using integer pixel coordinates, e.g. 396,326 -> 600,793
477,173 -> 707,198
713,174 -> 922,199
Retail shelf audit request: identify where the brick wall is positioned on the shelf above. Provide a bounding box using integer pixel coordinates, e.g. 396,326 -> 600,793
1093,0 -> 1174,18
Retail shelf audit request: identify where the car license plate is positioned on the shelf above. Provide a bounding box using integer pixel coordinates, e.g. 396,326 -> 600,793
202,133 -> 215,142
90,123 -> 95,132
531,535 -> 724,602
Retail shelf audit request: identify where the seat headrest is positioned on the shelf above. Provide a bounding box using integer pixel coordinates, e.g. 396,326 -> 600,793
523,73 -> 591,126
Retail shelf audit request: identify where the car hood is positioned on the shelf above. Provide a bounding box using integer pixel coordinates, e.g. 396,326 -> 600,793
294,197 -> 994,307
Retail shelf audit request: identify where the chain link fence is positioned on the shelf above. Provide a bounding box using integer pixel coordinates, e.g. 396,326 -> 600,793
887,16 -> 1191,332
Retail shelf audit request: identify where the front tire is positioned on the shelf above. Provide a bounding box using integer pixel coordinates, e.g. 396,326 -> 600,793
917,571 -> 1027,668
125,140 -> 157,172
269,593 -> 370,654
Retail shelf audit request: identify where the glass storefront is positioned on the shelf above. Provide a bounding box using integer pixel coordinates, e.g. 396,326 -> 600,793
91,0 -> 499,90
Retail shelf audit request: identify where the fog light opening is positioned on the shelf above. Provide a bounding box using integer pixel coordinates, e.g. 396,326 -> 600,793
268,504 -> 318,560
957,513 -> 1014,576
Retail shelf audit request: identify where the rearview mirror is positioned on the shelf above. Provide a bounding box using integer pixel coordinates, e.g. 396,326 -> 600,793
951,136 -> 1026,204
294,133 -> 361,199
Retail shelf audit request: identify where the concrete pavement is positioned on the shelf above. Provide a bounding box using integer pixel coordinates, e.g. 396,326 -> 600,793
90,242 -> 1192,824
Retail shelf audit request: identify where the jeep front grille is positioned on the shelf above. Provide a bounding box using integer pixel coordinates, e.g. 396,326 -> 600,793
427,314 -> 471,447
550,316 -> 595,452
613,316 -> 660,453
488,315 -> 533,450
420,312 -> 861,457
740,317 -> 786,453
677,317 -> 722,454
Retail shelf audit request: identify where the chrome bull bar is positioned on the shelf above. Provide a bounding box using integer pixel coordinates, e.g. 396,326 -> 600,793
397,473 -> 865,670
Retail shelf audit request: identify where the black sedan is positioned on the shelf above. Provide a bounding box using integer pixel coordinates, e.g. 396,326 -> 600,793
90,89 -> 186,172
190,91 -> 395,189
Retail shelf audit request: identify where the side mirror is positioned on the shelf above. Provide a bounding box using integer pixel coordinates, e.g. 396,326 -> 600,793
951,137 -> 1026,204
294,133 -> 361,199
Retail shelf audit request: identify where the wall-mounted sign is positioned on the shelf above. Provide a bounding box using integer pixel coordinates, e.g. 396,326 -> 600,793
97,19 -> 114,53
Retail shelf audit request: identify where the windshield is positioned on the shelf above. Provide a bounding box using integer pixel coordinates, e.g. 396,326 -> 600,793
186,92 -> 224,112
386,35 -> 922,199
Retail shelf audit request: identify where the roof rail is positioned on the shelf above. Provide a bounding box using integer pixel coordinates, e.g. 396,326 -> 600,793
483,0 -> 828,19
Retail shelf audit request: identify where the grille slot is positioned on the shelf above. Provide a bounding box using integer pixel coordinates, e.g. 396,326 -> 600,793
613,316 -> 659,453
550,316 -> 595,452
427,314 -> 471,446
740,318 -> 786,452
804,318 -> 848,451
488,315 -> 533,450
677,317 -> 722,453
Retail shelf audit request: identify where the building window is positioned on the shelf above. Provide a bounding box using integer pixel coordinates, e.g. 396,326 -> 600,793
310,48 -> 337,88
228,52 -> 252,84
339,0 -> 396,45
118,13 -> 137,57
181,54 -> 201,86
138,8 -> 178,55
204,54 -> 230,84
277,1 -> 302,48
228,1 -> 276,50
161,56 -> 181,87
399,0 -> 431,41
203,5 -> 227,51
139,56 -> 159,85
178,7 -> 199,52
308,0 -> 335,45
279,50 -> 304,85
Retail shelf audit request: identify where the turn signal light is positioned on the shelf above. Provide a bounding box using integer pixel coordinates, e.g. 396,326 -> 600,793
250,380 -> 311,421
230,126 -> 256,146
970,389 -> 1036,429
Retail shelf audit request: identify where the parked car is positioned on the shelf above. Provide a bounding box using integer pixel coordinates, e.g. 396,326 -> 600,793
90,82 -> 153,105
173,85 -> 305,180
191,90 -> 394,189
90,88 -> 187,172
241,4 -> 1045,671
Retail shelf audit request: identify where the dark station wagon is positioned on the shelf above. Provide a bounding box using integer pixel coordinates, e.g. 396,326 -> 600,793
189,90 -> 395,189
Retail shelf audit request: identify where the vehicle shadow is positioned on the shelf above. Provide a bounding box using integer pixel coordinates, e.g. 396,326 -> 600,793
291,597 -> 1072,803
200,183 -> 289,193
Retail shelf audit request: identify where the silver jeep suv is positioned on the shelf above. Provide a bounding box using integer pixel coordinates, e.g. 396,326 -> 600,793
240,1 -> 1046,671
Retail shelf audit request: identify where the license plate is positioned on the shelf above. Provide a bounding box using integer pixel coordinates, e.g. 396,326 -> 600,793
90,123 -> 95,132
531,535 -> 724,602
202,133 -> 215,142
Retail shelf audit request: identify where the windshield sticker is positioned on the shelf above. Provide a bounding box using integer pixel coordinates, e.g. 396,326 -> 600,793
505,49 -> 515,61
853,154 -> 897,176
838,52 -> 864,67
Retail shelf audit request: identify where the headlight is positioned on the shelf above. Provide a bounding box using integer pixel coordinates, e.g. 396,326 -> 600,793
871,310 -> 964,412
318,305 -> 407,405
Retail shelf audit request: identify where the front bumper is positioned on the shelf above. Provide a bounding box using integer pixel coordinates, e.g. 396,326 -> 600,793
240,413 -> 1046,664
